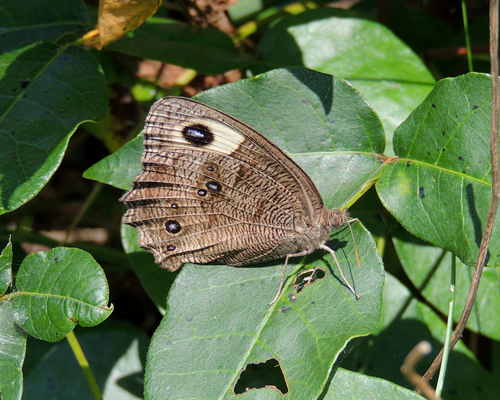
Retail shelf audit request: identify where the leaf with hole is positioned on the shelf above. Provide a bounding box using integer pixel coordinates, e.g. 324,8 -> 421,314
145,222 -> 382,399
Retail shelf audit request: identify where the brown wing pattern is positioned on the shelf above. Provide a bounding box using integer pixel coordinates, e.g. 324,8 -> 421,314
121,97 -> 326,270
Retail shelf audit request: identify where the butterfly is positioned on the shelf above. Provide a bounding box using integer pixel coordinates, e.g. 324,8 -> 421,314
120,97 -> 388,304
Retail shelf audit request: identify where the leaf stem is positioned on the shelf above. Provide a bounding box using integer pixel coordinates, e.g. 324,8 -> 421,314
66,330 -> 103,400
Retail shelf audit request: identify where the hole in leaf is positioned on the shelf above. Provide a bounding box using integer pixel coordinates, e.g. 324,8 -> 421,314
233,358 -> 288,395
278,305 -> 291,313
293,267 -> 326,294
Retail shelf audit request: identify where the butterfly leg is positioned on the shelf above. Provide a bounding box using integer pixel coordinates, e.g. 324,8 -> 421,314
268,250 -> 309,306
319,244 -> 361,300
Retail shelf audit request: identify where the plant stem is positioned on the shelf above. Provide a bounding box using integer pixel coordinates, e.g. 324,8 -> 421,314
461,0 -> 474,72
435,255 -> 456,396
66,330 -> 103,400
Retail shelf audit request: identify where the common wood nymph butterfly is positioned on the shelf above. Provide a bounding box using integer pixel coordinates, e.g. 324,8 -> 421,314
121,97 -> 362,304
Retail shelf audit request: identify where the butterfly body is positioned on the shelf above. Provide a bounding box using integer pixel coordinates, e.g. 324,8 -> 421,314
121,97 -> 351,292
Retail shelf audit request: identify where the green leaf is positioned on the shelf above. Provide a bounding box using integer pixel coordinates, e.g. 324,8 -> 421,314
377,73 -> 499,266
345,273 -> 500,399
107,17 -> 253,75
0,238 -> 13,295
84,133 -> 143,191
11,247 -> 113,342
256,8 -> 436,153
0,0 -> 89,53
145,223 -> 383,399
0,275 -> 27,400
23,321 -> 148,400
0,42 -> 108,215
393,232 -> 500,340
325,368 -> 425,399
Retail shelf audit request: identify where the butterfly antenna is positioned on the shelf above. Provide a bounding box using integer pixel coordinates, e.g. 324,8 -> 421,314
342,156 -> 398,208
347,220 -> 361,267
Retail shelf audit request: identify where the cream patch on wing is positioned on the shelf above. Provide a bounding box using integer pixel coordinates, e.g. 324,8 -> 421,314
168,116 -> 245,155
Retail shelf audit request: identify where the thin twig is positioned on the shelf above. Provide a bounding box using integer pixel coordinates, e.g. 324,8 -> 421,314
417,0 -> 500,387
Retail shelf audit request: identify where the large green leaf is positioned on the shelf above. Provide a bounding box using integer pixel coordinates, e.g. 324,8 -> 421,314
256,8 -> 436,153
145,222 -> 382,399
103,68 -> 386,398
377,73 -> 499,267
11,247 -> 113,342
0,0 -> 88,53
107,17 -> 253,75
89,67 -> 389,397
0,42 -> 108,215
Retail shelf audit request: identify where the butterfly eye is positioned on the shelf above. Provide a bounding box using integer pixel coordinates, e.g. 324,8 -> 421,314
166,220 -> 182,234
182,124 -> 214,146
206,181 -> 222,192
